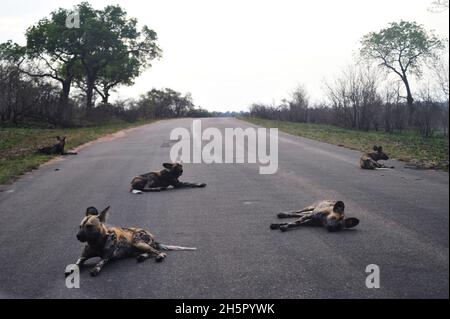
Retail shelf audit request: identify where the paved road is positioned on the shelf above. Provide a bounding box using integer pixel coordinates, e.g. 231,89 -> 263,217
0,118 -> 448,298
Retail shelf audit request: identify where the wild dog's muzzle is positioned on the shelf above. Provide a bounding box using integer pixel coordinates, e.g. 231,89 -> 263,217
76,232 -> 87,242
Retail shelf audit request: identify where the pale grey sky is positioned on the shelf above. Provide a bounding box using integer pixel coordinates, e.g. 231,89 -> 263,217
0,0 -> 448,111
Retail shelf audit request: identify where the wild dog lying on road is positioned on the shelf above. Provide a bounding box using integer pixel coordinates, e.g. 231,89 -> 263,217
270,200 -> 359,232
130,163 -> 207,193
67,206 -> 197,277
360,145 -> 393,169
37,136 -> 78,155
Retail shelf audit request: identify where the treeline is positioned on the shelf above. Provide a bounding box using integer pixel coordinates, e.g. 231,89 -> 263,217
250,71 -> 449,137
0,63 -> 210,126
0,2 -> 211,127
250,21 -> 449,137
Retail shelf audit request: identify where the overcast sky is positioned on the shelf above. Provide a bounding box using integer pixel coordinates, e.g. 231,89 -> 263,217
0,0 -> 448,111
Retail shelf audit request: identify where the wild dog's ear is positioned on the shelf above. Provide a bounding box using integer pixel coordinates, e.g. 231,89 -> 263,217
163,163 -> 174,169
86,207 -> 99,216
333,201 -> 345,214
377,146 -> 383,152
344,218 -> 359,229
56,136 -> 61,141
98,206 -> 110,223
373,145 -> 378,151
62,136 -> 67,142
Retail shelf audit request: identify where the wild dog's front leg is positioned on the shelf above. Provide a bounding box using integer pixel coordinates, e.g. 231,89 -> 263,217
134,242 -> 167,263
373,160 -> 384,168
174,181 -> 207,188
375,162 -> 394,169
65,257 -> 86,277
90,258 -> 110,277
366,158 -> 386,169
65,247 -> 93,276
75,257 -> 87,268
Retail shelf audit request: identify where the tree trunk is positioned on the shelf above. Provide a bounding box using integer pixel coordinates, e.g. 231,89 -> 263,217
402,75 -> 414,126
102,87 -> 110,104
57,80 -> 71,125
86,74 -> 96,113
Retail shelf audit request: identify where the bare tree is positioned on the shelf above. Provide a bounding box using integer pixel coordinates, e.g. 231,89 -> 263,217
428,0 -> 449,13
288,85 -> 309,122
360,21 -> 443,125
325,65 -> 382,130
431,41 -> 449,101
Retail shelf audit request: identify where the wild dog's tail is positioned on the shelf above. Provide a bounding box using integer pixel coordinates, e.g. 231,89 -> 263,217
156,243 -> 197,251
130,188 -> 166,194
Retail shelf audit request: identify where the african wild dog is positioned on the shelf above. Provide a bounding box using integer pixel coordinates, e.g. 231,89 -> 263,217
360,145 -> 393,169
37,136 -> 78,155
270,200 -> 359,232
130,163 -> 207,193
66,206 -> 197,277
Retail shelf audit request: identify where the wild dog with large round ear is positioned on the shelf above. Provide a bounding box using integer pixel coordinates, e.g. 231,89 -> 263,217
270,200 -> 360,232
359,145 -> 393,169
130,163 -> 207,193
66,206 -> 196,277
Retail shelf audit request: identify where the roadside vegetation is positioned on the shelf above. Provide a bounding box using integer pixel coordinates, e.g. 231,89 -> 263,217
0,3 -> 214,185
243,117 -> 449,171
0,120 -> 154,184
0,3 -> 212,128
246,16 -> 449,171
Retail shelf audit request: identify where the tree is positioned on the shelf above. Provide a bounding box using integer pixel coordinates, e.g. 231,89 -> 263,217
287,85 -> 309,122
0,61 -> 61,125
135,88 -> 195,119
429,0 -> 449,13
360,21 -> 443,125
93,55 -> 140,104
76,4 -> 161,111
431,40 -> 449,101
0,5 -> 82,125
325,65 -> 382,130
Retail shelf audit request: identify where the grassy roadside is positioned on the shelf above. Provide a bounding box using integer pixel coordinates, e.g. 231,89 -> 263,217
0,120 -> 154,185
241,117 -> 449,171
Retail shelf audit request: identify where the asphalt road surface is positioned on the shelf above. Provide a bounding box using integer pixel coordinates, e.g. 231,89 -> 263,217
0,118 -> 448,299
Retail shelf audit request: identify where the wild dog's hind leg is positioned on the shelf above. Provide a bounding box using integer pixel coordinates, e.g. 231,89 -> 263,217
279,216 -> 314,232
270,222 -> 288,230
277,206 -> 314,219
143,187 -> 168,192
134,242 -> 167,263
271,219 -> 308,230
271,215 -> 313,230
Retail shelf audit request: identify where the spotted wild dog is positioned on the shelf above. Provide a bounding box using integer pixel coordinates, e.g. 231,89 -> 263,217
360,145 -> 393,169
130,163 -> 207,193
66,206 -> 197,277
37,136 -> 77,155
270,200 -> 360,232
